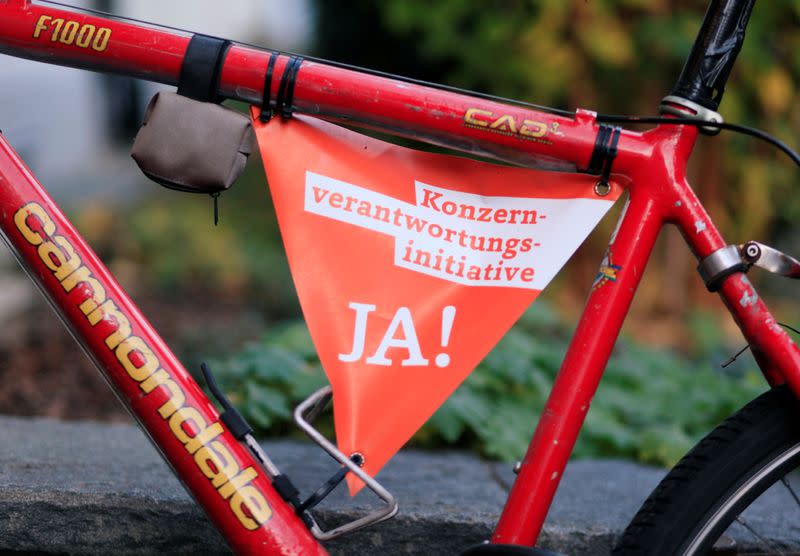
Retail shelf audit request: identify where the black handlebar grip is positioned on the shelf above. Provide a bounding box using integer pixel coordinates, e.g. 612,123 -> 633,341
669,0 -> 755,111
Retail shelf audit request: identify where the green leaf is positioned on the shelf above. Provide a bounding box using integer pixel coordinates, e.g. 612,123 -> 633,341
427,405 -> 466,442
245,382 -> 291,419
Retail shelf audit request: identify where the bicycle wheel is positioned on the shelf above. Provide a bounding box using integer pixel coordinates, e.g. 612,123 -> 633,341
614,385 -> 800,555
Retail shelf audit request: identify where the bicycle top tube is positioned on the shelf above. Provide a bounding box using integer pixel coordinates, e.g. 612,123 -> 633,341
0,0 -> 645,174
0,0 -> 759,175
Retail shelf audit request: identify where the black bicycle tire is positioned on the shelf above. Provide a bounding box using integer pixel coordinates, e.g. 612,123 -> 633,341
613,385 -> 800,555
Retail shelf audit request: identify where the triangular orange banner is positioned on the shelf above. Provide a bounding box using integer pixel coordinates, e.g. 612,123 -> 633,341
251,111 -> 620,493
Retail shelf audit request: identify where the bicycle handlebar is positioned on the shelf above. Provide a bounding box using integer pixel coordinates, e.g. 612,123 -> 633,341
669,0 -> 755,111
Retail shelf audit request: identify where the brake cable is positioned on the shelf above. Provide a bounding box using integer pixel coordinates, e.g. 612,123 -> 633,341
722,322 -> 800,368
596,114 -> 800,169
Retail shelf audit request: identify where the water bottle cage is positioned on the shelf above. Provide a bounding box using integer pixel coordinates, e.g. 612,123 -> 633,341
201,363 -> 398,540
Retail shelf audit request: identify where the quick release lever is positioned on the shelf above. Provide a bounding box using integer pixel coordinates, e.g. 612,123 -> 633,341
740,241 -> 800,279
697,241 -> 800,292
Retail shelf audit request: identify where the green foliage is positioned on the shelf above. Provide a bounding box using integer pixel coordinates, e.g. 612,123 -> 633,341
209,322 -> 328,435
320,0 -> 800,245
209,302 -> 764,467
76,152 -> 300,317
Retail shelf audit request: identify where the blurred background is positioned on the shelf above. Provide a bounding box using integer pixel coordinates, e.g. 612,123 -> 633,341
0,0 -> 797,468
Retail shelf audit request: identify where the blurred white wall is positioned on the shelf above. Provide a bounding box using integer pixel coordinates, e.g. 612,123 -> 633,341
0,0 -> 314,204
119,0 -> 314,51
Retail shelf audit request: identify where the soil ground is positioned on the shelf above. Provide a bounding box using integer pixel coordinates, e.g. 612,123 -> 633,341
0,297 -> 265,422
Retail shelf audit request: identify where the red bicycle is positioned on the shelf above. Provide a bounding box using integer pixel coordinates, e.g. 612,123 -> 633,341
0,0 -> 799,554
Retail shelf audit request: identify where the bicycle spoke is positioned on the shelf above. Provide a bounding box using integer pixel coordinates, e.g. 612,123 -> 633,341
711,533 -> 736,552
781,475 -> 800,512
734,515 -> 789,555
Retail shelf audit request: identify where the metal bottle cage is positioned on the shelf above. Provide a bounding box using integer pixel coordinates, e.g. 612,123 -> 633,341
293,386 -> 399,540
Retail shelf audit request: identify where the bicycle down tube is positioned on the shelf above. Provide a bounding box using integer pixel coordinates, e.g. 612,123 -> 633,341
0,0 -> 798,553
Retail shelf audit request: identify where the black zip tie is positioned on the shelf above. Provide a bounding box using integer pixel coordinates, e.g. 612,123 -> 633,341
587,124 -> 621,187
600,127 -> 621,186
587,125 -> 611,174
274,56 -> 302,119
273,57 -> 295,117
282,57 -> 302,118
211,192 -> 220,226
260,51 -> 278,122
296,453 -> 364,514
272,473 -> 302,509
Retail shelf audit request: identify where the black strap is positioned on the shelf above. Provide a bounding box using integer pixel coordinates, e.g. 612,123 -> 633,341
274,56 -> 303,119
295,465 -> 348,514
177,34 -> 231,103
588,124 -> 621,186
600,126 -> 621,185
295,453 -> 364,514
281,57 -> 302,118
259,52 -> 279,122
271,474 -> 302,509
200,363 -> 252,439
587,126 -> 610,174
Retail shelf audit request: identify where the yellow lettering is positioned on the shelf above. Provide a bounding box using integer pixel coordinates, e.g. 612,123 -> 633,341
140,368 -> 168,393
92,27 -> 111,52
33,15 -> 51,39
156,378 -> 185,419
75,24 -> 95,48
185,421 -> 223,454
34,18 -> 109,52
520,120 -> 548,138
230,486 -> 273,530
195,440 -> 240,488
218,466 -> 258,500
50,18 -> 65,42
87,300 -> 131,349
14,202 -> 55,246
60,20 -> 79,45
169,406 -> 207,446
464,108 -> 492,127
52,236 -> 81,280
489,114 -> 517,133
14,202 -> 272,531
37,239 -> 68,273
115,336 -> 158,381
60,265 -> 106,315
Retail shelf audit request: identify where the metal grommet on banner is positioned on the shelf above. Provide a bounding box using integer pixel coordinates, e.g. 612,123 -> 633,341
260,51 -> 279,123
594,180 -> 612,197
274,56 -> 303,119
588,124 -> 621,196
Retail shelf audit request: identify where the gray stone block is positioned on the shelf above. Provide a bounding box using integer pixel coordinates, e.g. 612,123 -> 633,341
0,416 -> 669,555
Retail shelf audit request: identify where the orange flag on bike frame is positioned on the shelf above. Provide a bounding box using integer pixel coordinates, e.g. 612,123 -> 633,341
251,111 -> 620,493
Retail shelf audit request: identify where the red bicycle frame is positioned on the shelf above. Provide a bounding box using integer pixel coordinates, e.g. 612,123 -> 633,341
0,0 -> 798,554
